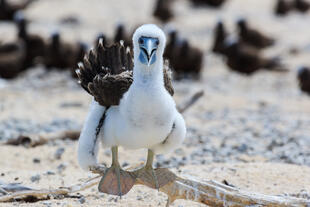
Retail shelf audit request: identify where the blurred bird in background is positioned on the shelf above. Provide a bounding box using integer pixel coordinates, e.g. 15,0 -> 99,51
298,67 -> 310,94
0,0 -> 35,21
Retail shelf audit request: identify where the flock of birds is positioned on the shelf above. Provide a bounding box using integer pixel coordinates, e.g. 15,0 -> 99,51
0,0 -> 310,95
212,18 -> 287,75
275,0 -> 310,15
153,0 -> 226,23
0,11 -> 86,79
153,0 -> 310,94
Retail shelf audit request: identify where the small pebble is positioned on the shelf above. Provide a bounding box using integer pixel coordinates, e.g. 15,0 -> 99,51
30,174 -> 41,182
33,158 -> 41,163
108,197 -> 118,202
79,196 -> 86,204
59,102 -> 82,108
42,201 -> 51,206
104,150 -> 111,157
46,171 -> 56,175
57,163 -> 67,173
54,147 -> 65,160
122,162 -> 129,168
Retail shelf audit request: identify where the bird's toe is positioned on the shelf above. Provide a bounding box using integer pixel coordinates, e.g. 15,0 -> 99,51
98,166 -> 136,196
134,167 -> 176,189
89,164 -> 107,175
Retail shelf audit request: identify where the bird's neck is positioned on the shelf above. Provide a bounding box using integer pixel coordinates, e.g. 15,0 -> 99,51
132,57 -> 164,88
18,24 -> 27,39
240,26 -> 247,35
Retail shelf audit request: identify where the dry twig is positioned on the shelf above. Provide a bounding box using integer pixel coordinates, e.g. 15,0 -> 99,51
2,130 -> 80,147
178,90 -> 204,113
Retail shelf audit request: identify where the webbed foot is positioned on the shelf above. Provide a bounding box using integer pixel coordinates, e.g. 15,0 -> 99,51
133,167 -> 176,189
98,165 -> 135,196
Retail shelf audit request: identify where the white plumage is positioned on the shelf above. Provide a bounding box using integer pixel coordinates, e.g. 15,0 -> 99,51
78,24 -> 186,176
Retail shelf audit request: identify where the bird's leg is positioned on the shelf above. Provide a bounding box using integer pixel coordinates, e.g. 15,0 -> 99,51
145,149 -> 159,189
133,149 -> 177,189
133,149 -> 159,189
111,146 -> 122,195
98,146 -> 135,196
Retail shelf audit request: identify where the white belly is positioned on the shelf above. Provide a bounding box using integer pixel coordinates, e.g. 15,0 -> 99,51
100,85 -> 176,149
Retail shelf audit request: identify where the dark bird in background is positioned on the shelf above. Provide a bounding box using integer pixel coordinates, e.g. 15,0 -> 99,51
0,40 -> 25,79
0,0 -> 35,21
297,67 -> 310,94
114,24 -> 131,47
221,39 -> 287,75
72,42 -> 88,77
275,0 -> 294,15
173,39 -> 203,79
164,30 -> 178,61
164,30 -> 203,79
44,32 -> 66,69
211,19 -> 288,75
212,20 -> 227,54
189,0 -> 226,8
96,24 -> 132,49
153,0 -> 174,23
14,12 -> 45,69
44,32 -> 87,73
274,0 -> 310,16
95,32 -> 108,49
294,0 -> 310,12
237,18 -> 275,49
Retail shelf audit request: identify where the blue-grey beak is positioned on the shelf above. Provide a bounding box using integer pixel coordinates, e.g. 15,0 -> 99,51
138,37 -> 159,66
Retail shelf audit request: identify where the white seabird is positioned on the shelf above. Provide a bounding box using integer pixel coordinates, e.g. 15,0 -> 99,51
77,24 -> 186,196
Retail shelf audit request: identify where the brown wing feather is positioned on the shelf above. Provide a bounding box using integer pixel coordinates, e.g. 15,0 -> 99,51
76,40 -> 174,107
163,59 -> 174,96
88,71 -> 133,106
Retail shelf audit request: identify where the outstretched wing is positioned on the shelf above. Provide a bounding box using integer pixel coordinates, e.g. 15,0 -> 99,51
76,39 -> 174,107
76,40 -> 133,106
88,70 -> 133,106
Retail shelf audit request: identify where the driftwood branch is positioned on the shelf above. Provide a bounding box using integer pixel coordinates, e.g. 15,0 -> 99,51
178,90 -> 204,113
0,187 -> 8,195
0,169 -> 309,207
2,130 -> 80,147
0,182 -> 33,193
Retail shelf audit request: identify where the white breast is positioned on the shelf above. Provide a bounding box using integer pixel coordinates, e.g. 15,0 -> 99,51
102,82 -> 176,149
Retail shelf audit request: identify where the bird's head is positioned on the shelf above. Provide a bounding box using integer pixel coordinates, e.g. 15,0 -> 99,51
133,24 -> 166,68
50,31 -> 61,49
14,11 -> 27,38
216,20 -> 224,32
237,18 -> 247,32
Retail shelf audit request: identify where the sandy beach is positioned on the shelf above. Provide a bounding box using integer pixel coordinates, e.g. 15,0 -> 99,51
0,0 -> 310,206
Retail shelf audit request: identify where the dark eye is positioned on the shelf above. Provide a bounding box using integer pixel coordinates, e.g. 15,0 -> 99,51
138,37 -> 144,44
155,39 -> 159,46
